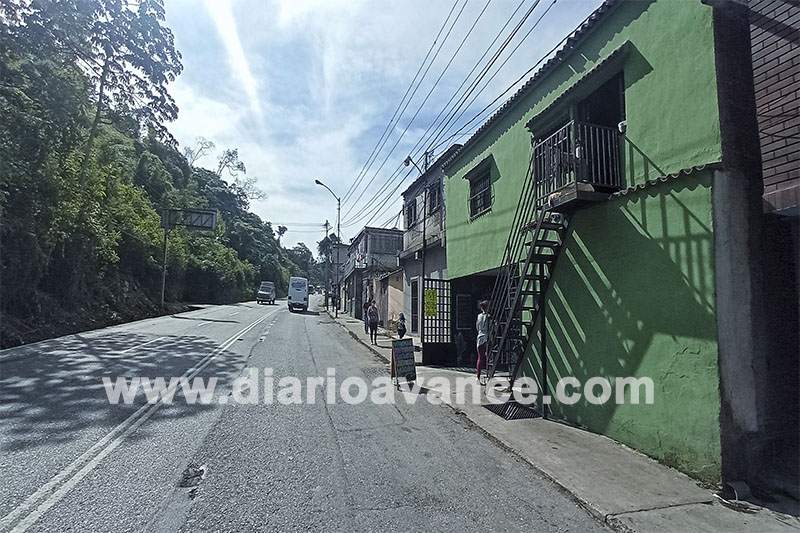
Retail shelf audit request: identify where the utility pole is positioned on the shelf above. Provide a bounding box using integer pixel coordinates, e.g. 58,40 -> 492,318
404,153 -> 429,348
161,226 -> 169,308
324,220 -> 330,309
315,179 -> 341,318
336,197 -> 341,318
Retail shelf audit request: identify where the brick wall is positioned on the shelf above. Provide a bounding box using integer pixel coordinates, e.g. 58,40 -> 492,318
750,0 -> 799,213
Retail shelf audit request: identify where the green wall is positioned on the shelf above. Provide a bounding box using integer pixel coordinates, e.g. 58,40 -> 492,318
442,0 -> 724,482
445,0 -> 721,280
522,171 -> 720,483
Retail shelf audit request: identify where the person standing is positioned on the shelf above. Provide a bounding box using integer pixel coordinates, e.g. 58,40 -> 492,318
368,301 -> 380,345
362,299 -> 371,333
476,300 -> 490,382
397,313 -> 407,339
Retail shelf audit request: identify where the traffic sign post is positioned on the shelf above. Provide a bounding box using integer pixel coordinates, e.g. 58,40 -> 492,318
159,209 -> 218,307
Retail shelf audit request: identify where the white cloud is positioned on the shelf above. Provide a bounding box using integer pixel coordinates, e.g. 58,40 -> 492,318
165,0 -> 605,251
204,0 -> 264,119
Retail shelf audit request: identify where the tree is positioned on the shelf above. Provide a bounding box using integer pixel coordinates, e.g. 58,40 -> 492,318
216,148 -> 246,177
317,233 -> 341,260
9,0 -> 183,185
184,136 -> 215,166
276,225 -> 287,245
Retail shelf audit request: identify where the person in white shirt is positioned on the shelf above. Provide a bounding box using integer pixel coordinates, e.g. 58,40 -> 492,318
476,300 -> 490,381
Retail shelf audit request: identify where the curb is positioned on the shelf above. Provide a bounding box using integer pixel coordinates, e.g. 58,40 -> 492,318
433,388 -> 629,532
328,307 -> 630,532
325,310 -> 391,364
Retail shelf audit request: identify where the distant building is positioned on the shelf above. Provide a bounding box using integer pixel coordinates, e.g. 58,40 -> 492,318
398,145 -> 461,341
374,269 -> 404,328
340,227 -> 403,319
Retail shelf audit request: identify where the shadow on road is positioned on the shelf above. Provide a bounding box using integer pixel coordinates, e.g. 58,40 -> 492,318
0,332 -> 243,452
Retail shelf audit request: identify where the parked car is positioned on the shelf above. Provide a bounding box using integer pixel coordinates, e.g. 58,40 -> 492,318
287,277 -> 308,312
256,281 -> 276,305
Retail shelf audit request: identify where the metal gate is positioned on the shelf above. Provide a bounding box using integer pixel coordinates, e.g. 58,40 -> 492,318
422,278 -> 451,344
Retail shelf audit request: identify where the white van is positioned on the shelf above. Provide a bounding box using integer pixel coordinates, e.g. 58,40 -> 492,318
287,277 -> 308,312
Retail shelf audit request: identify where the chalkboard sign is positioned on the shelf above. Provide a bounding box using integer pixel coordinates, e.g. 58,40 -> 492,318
391,338 -> 416,384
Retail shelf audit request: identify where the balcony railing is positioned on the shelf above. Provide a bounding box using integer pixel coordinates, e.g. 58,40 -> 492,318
532,120 -> 621,202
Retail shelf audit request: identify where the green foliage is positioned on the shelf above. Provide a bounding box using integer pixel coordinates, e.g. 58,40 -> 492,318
0,1 -> 323,346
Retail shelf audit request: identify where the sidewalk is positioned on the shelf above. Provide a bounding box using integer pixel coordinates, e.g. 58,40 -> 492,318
327,309 -> 800,533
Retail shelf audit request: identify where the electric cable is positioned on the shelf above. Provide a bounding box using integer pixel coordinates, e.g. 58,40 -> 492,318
341,0 -> 463,204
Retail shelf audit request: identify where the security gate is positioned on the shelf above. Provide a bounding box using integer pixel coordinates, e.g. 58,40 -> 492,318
422,278 -> 451,344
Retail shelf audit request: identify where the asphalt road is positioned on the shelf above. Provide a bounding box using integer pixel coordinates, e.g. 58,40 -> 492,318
0,296 -> 608,532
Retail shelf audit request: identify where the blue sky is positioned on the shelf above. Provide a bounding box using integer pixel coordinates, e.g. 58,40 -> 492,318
164,0 -> 605,252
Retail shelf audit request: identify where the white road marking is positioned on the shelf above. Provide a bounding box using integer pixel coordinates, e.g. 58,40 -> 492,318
0,308 -> 280,532
229,312 -> 239,316
119,337 -> 166,354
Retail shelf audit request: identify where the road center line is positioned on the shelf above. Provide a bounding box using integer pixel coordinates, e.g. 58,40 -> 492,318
0,311 -> 274,533
119,337 -> 167,354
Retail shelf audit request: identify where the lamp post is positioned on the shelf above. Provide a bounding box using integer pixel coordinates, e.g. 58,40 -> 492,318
315,179 -> 341,318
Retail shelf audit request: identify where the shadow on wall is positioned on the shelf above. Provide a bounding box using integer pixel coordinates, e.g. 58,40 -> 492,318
521,172 -> 720,482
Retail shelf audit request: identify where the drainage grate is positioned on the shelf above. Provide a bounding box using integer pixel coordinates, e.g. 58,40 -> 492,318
483,401 -> 540,420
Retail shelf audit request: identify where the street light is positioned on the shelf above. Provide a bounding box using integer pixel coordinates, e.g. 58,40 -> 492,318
315,179 -> 341,318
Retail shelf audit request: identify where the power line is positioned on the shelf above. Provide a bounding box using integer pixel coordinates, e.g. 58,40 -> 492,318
343,0 -> 562,234
430,0 -> 559,151
418,0 -> 547,156
340,0 -> 471,220
342,167 -> 415,228
342,0 -> 540,227
341,0 -> 495,225
341,0 -> 463,205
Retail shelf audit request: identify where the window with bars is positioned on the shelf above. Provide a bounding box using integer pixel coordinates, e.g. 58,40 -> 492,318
370,233 -> 402,253
427,183 -> 441,214
405,201 -> 417,228
469,171 -> 492,219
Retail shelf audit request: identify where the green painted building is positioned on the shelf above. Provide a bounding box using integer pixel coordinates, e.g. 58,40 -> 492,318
440,0 -> 781,488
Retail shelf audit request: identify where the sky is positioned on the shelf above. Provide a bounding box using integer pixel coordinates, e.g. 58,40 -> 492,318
163,0 -> 605,253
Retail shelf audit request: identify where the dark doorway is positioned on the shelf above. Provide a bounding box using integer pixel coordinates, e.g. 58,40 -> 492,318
578,73 -> 625,128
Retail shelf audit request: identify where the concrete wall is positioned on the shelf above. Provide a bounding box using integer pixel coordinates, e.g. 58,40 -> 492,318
445,0 -> 721,280
522,171 -> 720,483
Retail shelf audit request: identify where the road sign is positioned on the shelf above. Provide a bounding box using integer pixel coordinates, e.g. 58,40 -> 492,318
391,338 -> 416,385
160,209 -> 217,230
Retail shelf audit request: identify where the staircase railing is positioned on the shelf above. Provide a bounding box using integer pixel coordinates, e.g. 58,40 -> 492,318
485,120 -> 620,383
484,144 -> 546,380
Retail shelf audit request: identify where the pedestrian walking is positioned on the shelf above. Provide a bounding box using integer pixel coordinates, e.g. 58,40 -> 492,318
476,300 -> 490,382
362,299 -> 371,333
367,301 -> 380,345
397,313 -> 407,339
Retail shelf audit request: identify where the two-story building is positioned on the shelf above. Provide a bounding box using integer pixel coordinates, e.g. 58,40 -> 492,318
438,0 -> 791,501
398,145 -> 461,343
340,227 -> 403,319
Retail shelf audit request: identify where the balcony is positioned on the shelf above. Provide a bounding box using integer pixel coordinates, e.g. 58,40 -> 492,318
532,120 -> 622,212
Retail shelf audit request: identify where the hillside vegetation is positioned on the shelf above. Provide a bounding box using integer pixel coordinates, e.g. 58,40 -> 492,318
0,0 -> 323,348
